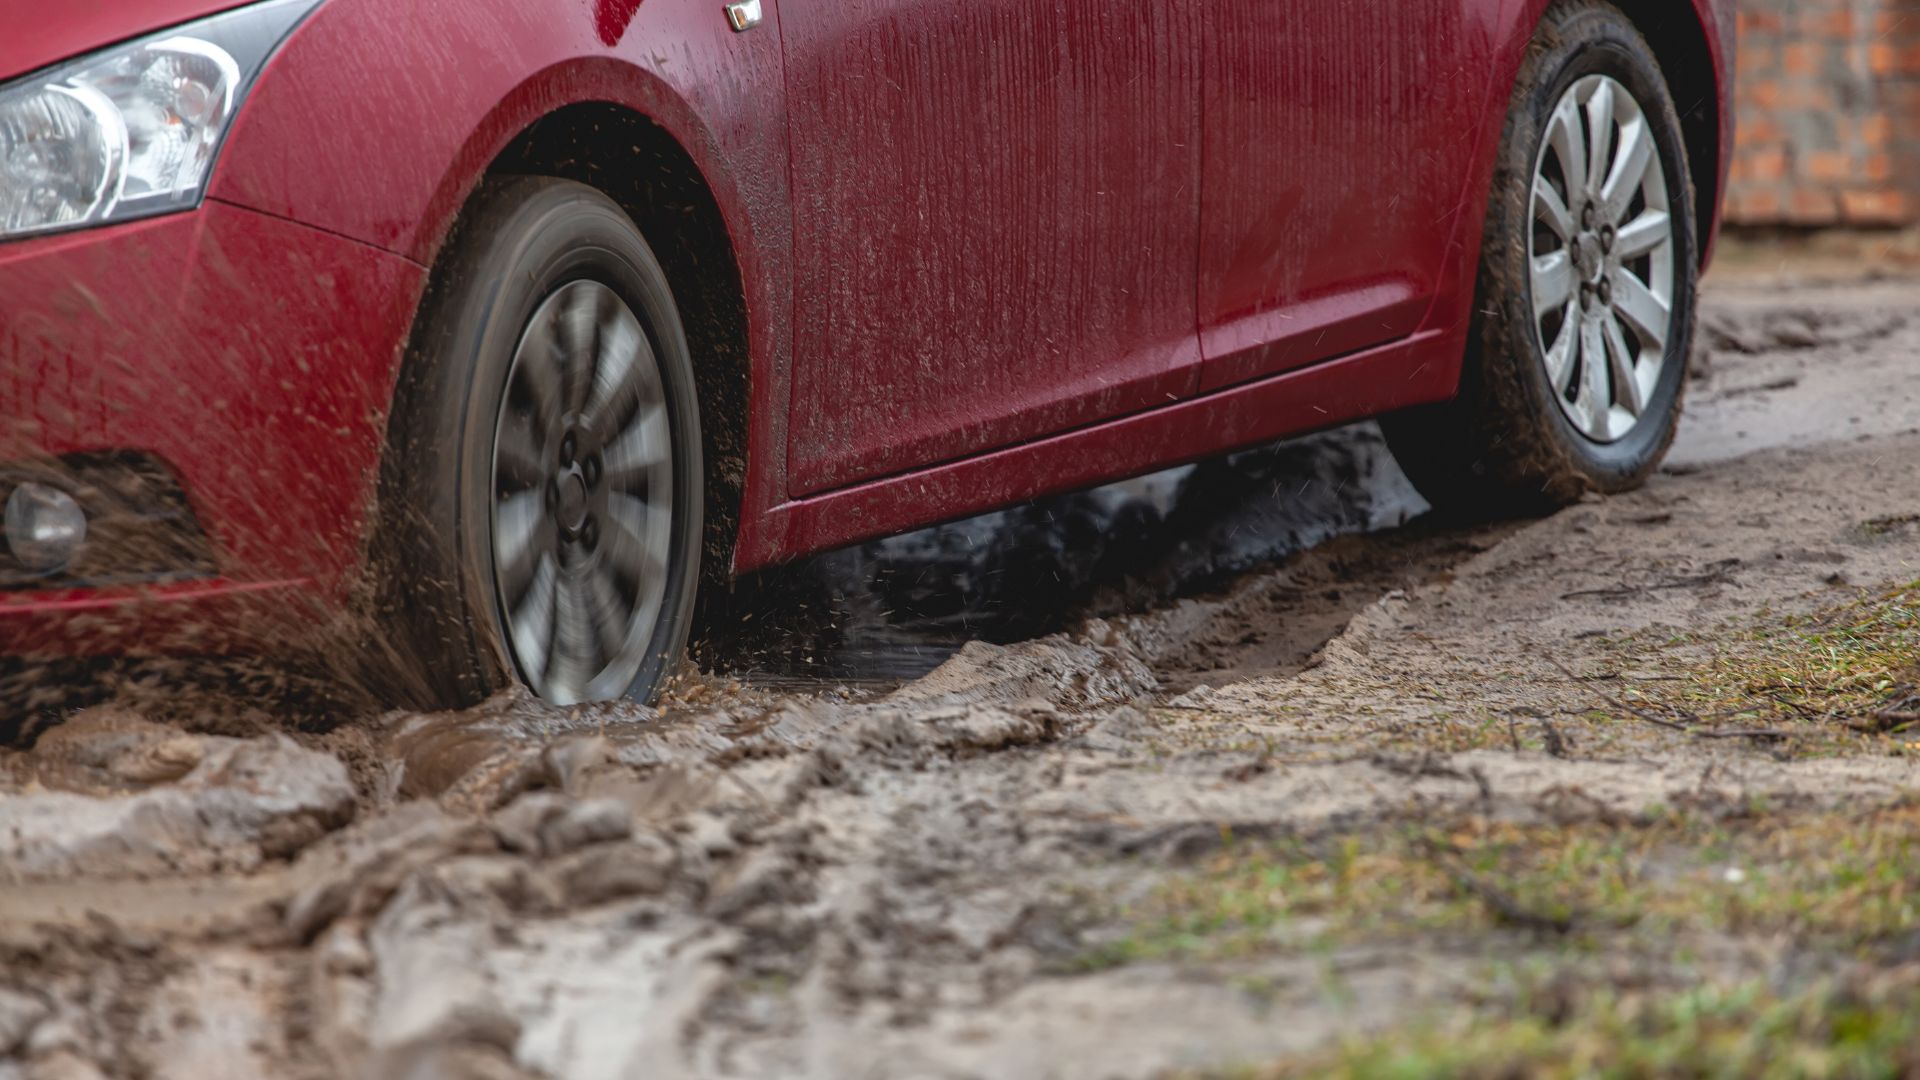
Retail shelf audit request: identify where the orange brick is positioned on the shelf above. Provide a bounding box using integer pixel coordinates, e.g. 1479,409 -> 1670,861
1744,146 -> 1791,182
1788,187 -> 1840,224
1861,114 -> 1893,147
1782,43 -> 1820,76
1804,9 -> 1855,39
1726,187 -> 1785,223
1864,152 -> 1894,182
1736,117 -> 1784,149
1804,150 -> 1852,182
1840,189 -> 1910,224
1871,42 -> 1897,74
1737,43 -> 1778,77
1780,84 -> 1837,111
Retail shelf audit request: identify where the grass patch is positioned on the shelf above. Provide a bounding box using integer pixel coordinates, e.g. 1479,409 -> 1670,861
1078,803 -> 1920,970
1611,579 -> 1920,743
1213,978 -> 1920,1079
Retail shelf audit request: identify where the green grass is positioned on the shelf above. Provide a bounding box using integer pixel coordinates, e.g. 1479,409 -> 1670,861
1079,802 -> 1920,971
1627,579 -> 1920,741
1221,979 -> 1920,1079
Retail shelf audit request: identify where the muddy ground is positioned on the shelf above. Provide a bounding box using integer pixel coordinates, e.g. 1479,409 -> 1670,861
3,264 -> 1919,1079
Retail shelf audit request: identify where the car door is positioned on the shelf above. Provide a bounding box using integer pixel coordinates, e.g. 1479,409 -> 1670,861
779,0 -> 1203,496
1197,2 -> 1497,392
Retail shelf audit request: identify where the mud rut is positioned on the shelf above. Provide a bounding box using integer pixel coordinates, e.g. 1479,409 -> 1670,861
2,273 -> 1919,1079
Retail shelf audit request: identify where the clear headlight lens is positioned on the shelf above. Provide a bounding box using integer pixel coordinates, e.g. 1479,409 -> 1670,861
0,0 -> 321,241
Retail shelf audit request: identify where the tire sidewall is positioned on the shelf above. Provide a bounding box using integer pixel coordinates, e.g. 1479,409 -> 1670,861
1496,6 -> 1698,487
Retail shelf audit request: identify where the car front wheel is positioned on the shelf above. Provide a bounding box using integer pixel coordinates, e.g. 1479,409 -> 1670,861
380,177 -> 703,708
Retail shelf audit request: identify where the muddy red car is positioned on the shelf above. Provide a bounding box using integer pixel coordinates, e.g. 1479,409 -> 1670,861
0,0 -> 1730,705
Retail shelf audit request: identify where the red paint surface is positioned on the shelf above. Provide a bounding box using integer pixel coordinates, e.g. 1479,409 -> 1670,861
0,0 -> 254,81
762,328 -> 1466,560
1197,3 -> 1500,392
779,1 -> 1205,494
0,201 -> 420,640
0,0 -> 1730,654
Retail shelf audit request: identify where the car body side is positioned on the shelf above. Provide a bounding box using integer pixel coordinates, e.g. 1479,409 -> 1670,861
0,0 -> 1729,650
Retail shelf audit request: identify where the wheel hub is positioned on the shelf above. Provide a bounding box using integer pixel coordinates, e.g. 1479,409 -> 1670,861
554,469 -> 590,536
1526,73 -> 1677,445
1575,232 -> 1605,282
489,279 -> 677,706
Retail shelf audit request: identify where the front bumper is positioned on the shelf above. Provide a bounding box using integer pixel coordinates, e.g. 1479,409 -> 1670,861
0,198 -> 424,654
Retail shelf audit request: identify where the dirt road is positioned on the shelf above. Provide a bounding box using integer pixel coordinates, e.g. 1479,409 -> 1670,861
3,270 -> 1918,1079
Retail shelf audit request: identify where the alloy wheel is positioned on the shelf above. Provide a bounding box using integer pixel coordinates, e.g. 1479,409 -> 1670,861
490,279 -> 674,704
1527,73 -> 1677,444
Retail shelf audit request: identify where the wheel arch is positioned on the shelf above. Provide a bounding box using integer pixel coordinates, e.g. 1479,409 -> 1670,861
1611,0 -> 1728,268
377,90 -> 756,608
1491,1 -> 1728,271
483,101 -> 753,589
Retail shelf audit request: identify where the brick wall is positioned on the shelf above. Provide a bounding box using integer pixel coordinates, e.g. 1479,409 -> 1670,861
1726,0 -> 1920,226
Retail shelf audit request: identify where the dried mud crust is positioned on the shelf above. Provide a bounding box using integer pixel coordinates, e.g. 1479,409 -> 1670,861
2,276 -> 1920,1078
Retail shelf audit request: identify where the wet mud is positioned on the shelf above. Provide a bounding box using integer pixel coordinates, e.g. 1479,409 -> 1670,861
3,273 -> 1919,1078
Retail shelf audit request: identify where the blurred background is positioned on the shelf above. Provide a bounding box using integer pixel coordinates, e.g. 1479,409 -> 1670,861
1724,1 -> 1920,237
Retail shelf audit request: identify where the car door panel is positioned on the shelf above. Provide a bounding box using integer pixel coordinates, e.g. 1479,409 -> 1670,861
1198,2 -> 1494,392
780,0 -> 1202,497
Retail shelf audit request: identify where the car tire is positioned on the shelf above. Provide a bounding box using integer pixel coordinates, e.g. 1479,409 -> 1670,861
377,176 -> 703,708
1382,0 -> 1697,516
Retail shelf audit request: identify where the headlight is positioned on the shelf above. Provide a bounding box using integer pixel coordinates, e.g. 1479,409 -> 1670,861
0,0 -> 321,241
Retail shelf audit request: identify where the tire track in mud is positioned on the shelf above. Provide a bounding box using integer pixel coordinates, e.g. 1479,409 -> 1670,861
0,496 -> 1506,1079
3,277 -> 1920,1077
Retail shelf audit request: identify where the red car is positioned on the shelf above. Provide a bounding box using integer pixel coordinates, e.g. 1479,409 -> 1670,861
1,0 -> 1730,706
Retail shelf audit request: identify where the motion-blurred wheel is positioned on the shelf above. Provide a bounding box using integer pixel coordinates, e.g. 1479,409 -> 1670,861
382,177 -> 703,706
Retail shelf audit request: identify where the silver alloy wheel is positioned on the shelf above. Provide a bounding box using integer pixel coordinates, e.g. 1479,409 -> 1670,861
1527,73 -> 1676,444
490,279 -> 674,705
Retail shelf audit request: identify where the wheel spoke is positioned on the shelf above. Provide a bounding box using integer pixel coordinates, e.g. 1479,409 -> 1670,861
556,283 -> 602,418
550,566 -> 597,703
601,402 -> 669,493
605,492 -> 669,589
1533,176 -> 1576,242
1610,266 -> 1670,350
1532,250 -> 1575,318
1602,313 -> 1645,416
584,563 -> 631,663
494,414 -> 547,494
1543,305 -> 1579,393
1584,79 -> 1616,203
585,307 -> 657,450
1601,118 -> 1653,224
1546,98 -> 1589,208
494,489 -> 550,607
1577,316 -> 1611,440
509,553 -> 558,687
514,324 -> 566,444
1614,208 -> 1670,261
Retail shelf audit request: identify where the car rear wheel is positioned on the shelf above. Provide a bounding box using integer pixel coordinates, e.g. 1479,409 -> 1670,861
380,177 -> 703,707
1382,0 -> 1697,515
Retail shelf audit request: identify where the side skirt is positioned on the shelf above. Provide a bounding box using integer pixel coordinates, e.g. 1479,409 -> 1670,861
734,327 -> 1465,570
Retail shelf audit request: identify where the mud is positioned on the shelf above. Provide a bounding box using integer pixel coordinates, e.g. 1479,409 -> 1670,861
2,271 -> 1919,1078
